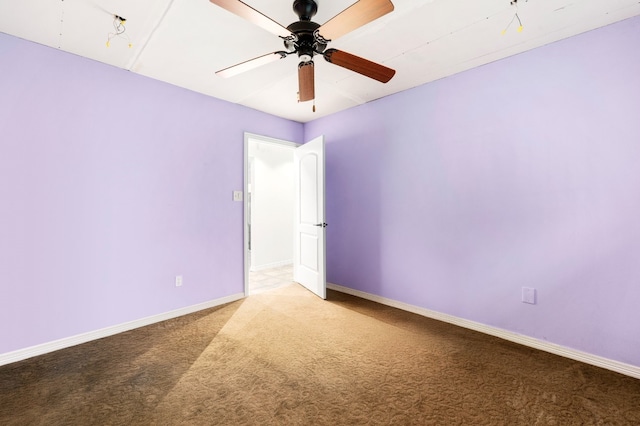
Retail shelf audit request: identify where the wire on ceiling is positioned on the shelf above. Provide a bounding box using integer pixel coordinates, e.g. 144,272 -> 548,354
502,0 -> 526,35
106,15 -> 132,48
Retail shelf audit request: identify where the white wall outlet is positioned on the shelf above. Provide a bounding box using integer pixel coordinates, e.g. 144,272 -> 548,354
233,191 -> 243,201
522,287 -> 536,304
175,275 -> 183,287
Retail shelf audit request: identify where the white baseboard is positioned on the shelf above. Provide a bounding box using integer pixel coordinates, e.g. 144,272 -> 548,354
328,283 -> 640,380
0,293 -> 245,367
250,260 -> 292,272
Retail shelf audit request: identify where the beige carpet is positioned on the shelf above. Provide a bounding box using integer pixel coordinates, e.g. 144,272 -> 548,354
1,284 -> 639,425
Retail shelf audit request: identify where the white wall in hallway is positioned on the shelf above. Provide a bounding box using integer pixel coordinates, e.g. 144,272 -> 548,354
249,139 -> 295,270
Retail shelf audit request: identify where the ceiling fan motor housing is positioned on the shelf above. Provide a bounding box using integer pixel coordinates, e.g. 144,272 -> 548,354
286,0 -> 326,62
286,21 -> 326,60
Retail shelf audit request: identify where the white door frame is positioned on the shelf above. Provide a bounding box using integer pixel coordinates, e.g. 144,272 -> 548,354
243,132 -> 300,296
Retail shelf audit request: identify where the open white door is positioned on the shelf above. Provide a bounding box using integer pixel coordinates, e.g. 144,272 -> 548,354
294,135 -> 326,299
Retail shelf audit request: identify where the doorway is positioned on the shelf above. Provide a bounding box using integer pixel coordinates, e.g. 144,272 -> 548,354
244,133 -> 299,295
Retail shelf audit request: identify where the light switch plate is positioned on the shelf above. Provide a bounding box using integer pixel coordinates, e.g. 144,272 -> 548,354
233,191 -> 243,201
522,287 -> 536,304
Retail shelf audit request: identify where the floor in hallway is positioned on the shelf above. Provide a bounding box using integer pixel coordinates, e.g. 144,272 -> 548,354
249,264 -> 294,294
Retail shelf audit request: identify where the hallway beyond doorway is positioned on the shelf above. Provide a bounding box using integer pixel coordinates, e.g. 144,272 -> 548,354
249,264 -> 294,295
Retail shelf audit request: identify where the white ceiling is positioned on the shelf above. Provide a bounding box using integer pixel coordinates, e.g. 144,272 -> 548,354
1,0 -> 639,123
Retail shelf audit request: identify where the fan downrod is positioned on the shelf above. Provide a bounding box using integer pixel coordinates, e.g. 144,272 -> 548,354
293,0 -> 318,21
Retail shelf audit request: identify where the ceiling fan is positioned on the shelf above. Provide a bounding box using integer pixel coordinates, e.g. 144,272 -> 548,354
209,0 -> 396,103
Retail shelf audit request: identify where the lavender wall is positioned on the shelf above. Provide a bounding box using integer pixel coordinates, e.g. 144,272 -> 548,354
306,16 -> 640,366
2,16 -> 640,367
0,33 -> 303,354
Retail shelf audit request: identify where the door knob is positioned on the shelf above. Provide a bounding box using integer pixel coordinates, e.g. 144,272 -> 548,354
314,223 -> 328,228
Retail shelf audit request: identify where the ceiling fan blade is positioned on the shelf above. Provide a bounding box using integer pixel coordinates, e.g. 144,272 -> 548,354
209,0 -> 292,38
298,62 -> 315,102
323,49 -> 395,83
318,0 -> 394,41
216,51 -> 288,78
